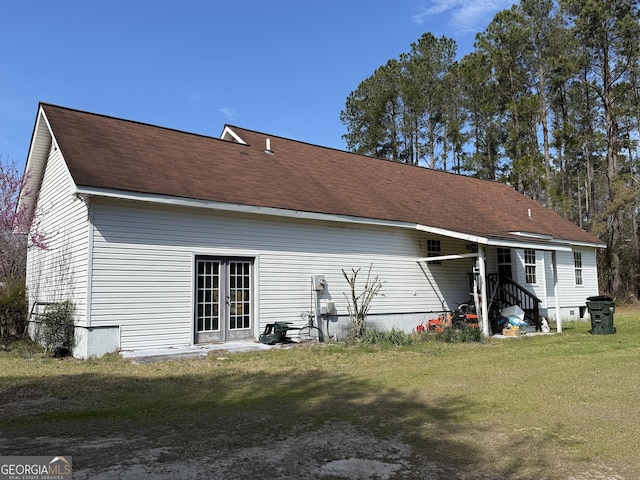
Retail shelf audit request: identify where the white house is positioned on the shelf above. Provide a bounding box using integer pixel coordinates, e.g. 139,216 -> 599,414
20,104 -> 605,358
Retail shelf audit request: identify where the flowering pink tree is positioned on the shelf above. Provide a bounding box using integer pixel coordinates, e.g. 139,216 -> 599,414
0,156 -> 47,282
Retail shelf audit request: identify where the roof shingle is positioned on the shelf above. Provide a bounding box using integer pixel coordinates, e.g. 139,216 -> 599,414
41,103 -> 603,246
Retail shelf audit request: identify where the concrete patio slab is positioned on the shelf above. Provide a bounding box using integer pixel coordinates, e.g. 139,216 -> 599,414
120,341 -> 282,363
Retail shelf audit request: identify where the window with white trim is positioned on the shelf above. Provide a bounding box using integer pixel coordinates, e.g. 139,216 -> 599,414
497,248 -> 512,278
524,249 -> 536,284
427,239 -> 441,265
574,252 -> 583,285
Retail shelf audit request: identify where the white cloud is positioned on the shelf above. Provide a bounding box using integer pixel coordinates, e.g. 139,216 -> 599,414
412,0 -> 514,33
218,107 -> 238,121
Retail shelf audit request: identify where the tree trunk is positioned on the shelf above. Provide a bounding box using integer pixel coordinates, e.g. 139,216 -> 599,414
538,64 -> 552,186
603,43 -> 623,296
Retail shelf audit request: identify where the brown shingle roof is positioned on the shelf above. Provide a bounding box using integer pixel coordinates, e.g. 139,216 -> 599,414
41,103 -> 603,246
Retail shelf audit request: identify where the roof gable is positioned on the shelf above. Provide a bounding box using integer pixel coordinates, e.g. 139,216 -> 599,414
35,103 -> 604,247
220,126 -> 246,144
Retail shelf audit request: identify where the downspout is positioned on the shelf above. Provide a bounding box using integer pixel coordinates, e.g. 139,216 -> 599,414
84,195 -> 94,328
313,287 -> 322,340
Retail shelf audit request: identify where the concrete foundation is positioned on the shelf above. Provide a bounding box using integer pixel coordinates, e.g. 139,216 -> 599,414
74,325 -> 120,359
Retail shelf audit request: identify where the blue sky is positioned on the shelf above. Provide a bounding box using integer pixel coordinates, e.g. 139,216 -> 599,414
1,0 -> 514,169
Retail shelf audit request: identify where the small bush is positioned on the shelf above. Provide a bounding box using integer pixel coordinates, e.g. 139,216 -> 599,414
357,328 -> 412,346
40,301 -> 75,357
436,325 -> 483,343
0,281 -> 28,338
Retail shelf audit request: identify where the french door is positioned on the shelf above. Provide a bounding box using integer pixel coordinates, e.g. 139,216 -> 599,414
195,256 -> 253,343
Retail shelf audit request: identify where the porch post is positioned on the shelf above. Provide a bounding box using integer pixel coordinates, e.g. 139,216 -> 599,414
478,244 -> 490,336
552,250 -> 562,333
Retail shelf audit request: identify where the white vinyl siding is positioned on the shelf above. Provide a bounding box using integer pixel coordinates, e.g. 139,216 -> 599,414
540,249 -> 599,317
555,248 -> 598,304
32,190 -> 602,350
89,199 -> 474,350
26,144 -> 89,323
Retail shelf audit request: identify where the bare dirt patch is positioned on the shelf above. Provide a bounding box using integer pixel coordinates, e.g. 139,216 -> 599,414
1,421 -> 626,479
3,422 -> 450,479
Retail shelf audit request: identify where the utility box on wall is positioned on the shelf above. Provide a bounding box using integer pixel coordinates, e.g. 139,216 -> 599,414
312,275 -> 325,291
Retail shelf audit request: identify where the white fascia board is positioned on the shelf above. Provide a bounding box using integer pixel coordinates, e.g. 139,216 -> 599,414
549,238 -> 607,249
19,108 -> 51,212
72,186 -> 418,230
415,224 -> 574,252
509,230 -> 606,250
415,224 -> 486,244
220,126 -> 247,144
484,238 -> 573,252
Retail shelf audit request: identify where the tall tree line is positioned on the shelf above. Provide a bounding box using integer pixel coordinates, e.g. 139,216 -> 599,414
340,0 -> 640,300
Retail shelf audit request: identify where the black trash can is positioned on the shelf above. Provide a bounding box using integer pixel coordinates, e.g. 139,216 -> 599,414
586,296 -> 616,334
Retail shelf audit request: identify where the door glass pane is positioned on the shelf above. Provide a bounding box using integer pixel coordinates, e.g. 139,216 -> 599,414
229,260 -> 251,330
196,259 -> 220,332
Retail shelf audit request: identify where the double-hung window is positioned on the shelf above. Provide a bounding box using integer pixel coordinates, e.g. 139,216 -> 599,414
574,252 -> 583,285
427,239 -> 441,265
524,249 -> 536,284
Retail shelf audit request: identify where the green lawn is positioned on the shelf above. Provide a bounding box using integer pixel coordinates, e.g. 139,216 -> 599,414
1,307 -> 639,478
